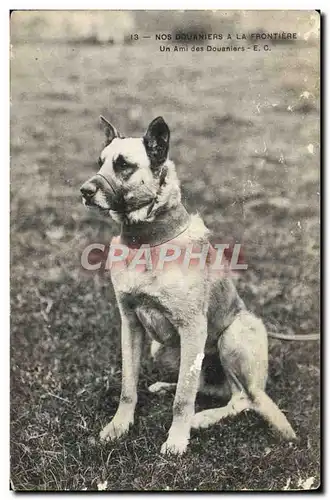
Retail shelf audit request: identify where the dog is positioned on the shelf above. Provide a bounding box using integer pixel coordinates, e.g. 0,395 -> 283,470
80,116 -> 296,455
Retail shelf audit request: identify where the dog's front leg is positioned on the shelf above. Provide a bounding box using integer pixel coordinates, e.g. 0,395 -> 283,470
161,314 -> 207,455
100,309 -> 144,442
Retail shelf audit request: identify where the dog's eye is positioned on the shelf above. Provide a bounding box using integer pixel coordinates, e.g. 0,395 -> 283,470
113,154 -> 137,176
115,156 -> 129,168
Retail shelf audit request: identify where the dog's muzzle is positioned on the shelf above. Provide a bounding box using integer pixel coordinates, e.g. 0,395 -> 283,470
81,169 -> 166,215
80,173 -> 123,210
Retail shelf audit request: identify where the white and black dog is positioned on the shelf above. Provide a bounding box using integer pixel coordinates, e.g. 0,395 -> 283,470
80,116 -> 296,455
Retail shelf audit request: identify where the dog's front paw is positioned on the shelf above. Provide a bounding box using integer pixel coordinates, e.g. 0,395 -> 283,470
100,416 -> 132,442
160,434 -> 189,456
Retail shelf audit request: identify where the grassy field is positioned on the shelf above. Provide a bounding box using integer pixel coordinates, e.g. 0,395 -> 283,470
10,39 -> 320,491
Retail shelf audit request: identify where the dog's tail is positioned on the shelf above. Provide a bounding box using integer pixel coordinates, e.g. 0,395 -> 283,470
268,331 -> 319,341
248,387 -> 297,440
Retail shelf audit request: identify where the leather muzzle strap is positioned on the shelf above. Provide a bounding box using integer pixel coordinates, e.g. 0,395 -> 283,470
97,167 -> 168,216
96,173 -> 117,195
96,172 -> 158,213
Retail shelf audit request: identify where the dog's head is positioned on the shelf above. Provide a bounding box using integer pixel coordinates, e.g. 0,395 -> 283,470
80,116 -> 170,217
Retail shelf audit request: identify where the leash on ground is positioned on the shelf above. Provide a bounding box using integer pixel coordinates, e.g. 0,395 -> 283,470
268,331 -> 320,341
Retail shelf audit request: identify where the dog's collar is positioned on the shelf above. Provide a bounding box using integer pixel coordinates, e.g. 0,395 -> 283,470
120,203 -> 191,247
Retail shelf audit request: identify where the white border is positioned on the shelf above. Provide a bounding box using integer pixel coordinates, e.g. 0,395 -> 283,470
4,2 -> 325,498
2,2 -> 9,498
3,2 -> 327,9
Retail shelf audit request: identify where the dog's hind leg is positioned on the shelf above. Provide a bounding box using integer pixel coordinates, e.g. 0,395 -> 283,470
149,373 -> 230,398
149,381 -> 177,393
191,390 -> 251,429
191,311 -> 296,440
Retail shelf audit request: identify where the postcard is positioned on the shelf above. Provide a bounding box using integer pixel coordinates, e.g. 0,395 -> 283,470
10,10 -> 320,491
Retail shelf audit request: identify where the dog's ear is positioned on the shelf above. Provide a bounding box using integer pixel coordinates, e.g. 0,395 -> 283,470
143,117 -> 170,170
100,116 -> 119,145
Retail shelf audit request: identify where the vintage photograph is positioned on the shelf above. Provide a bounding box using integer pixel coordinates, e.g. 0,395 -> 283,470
10,10 -> 320,491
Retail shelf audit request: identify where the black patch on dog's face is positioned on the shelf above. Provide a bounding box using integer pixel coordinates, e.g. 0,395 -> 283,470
143,116 -> 170,171
113,154 -> 138,180
81,116 -> 171,215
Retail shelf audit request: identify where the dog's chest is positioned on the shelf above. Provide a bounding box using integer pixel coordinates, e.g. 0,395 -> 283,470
109,236 -> 201,295
110,240 -> 207,341
135,305 -> 180,346
111,258 -> 199,298
111,259 -> 188,346
110,257 -> 158,293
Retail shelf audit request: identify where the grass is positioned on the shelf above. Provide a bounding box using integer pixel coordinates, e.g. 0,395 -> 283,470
10,39 -> 320,491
